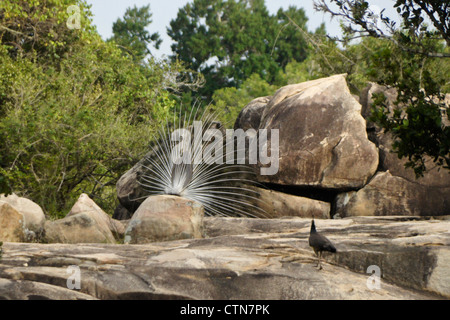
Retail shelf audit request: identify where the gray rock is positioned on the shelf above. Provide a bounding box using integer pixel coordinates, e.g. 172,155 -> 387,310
332,84 -> 450,217
43,194 -> 125,244
0,217 -> 448,299
116,154 -> 152,214
124,195 -> 204,244
0,278 -> 96,300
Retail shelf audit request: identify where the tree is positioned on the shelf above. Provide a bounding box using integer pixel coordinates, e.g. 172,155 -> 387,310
168,0 -> 313,100
315,0 -> 449,55
0,0 -> 191,217
314,0 -> 450,176
108,5 -> 162,62
212,73 -> 277,127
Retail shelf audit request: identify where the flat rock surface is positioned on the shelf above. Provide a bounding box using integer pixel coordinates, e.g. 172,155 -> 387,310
0,216 -> 448,300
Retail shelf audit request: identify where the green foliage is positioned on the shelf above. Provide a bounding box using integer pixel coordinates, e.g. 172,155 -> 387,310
211,57 -> 326,128
0,0 -> 96,63
0,0 -> 183,217
108,5 -> 162,62
368,41 -> 450,175
212,73 -> 277,127
168,0 -> 314,100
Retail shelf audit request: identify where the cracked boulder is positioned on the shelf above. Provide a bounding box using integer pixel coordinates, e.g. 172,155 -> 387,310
236,74 -> 379,190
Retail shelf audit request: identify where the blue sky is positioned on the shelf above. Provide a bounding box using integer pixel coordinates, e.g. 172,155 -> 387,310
85,0 -> 399,59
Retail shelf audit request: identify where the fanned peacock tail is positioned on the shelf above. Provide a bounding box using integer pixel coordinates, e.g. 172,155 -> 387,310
138,105 -> 268,218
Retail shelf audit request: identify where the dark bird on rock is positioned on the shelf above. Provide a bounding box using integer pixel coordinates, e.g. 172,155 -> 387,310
308,217 -> 336,270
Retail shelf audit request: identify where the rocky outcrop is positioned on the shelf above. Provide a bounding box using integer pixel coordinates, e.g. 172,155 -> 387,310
0,216 -> 448,299
234,78 -> 449,217
237,74 -> 379,190
124,195 -> 204,244
67,193 -> 125,238
44,214 -> 114,244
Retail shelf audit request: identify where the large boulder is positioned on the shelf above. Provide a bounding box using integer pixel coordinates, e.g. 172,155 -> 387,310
0,193 -> 45,238
124,195 -> 204,244
43,194 -> 119,244
66,193 -> 125,239
236,74 -> 379,190
0,216 -> 448,299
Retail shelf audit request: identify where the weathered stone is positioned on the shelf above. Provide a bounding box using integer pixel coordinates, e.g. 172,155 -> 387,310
335,171 -> 450,217
66,193 -> 124,239
116,155 -> 151,214
234,96 -> 270,131
124,195 -> 204,244
0,216 -> 448,299
360,82 -> 398,126
0,202 -> 25,242
238,74 -> 379,190
0,193 -> 45,236
43,194 -> 122,244
252,187 -> 330,218
204,216 -> 450,298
